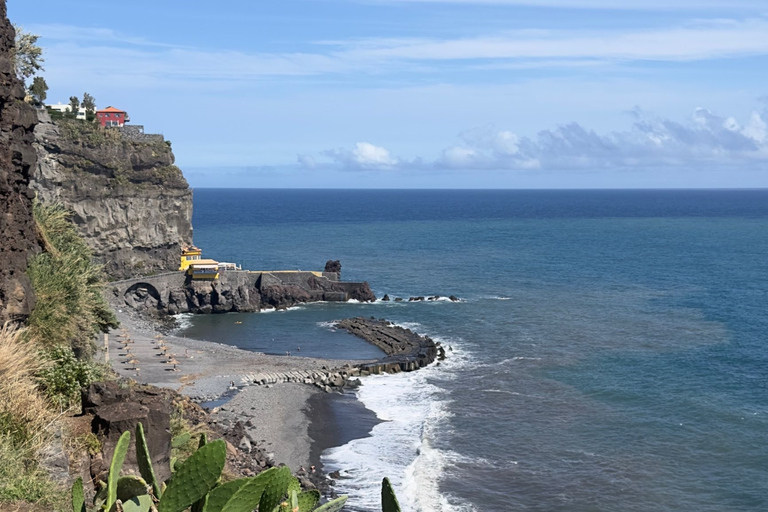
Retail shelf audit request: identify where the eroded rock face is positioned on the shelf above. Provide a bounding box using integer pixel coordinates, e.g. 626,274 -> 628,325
0,8 -> 39,324
31,110 -> 193,279
83,382 -> 173,483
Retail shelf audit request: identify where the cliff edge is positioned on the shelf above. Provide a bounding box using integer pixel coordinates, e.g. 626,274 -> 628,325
32,110 -> 193,279
0,7 -> 39,324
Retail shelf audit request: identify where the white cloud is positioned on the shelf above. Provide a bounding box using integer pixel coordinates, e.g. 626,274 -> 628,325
313,106 -> 768,172
297,154 -> 317,169
324,142 -> 399,169
334,18 -> 768,62
31,16 -> 768,90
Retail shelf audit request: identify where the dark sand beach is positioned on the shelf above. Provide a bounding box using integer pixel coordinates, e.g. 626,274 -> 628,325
105,306 -> 378,473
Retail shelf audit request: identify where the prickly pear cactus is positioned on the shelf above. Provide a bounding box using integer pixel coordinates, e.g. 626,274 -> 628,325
120,494 -> 154,512
157,439 -> 226,512
297,489 -> 320,512
313,495 -> 348,512
71,476 -> 85,512
116,475 -> 150,503
171,432 -> 191,448
201,476 -> 251,512
135,423 -> 162,499
105,431 -> 132,511
257,466 -> 293,512
381,478 -> 401,512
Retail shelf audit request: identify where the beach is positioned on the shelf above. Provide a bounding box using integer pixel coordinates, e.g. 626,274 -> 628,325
106,306 -> 372,473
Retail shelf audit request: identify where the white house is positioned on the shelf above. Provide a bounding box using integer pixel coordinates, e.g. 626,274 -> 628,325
46,102 -> 92,120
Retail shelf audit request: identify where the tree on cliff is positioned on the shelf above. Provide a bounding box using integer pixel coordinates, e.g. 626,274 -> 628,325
68,95 -> 79,117
11,24 -> 43,81
29,76 -> 47,103
81,92 -> 96,120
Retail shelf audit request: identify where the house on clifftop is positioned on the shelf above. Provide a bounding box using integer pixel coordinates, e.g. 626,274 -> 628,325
96,106 -> 129,127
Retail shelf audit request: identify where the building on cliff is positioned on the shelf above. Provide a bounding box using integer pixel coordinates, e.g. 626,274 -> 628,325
47,101 -> 89,120
32,109 -> 193,280
96,106 -> 129,127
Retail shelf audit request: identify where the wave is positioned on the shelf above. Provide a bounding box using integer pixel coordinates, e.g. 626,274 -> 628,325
172,313 -> 194,332
321,339 -> 477,511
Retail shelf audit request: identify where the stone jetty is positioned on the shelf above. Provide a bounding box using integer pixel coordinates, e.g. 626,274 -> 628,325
245,317 -> 445,392
336,317 -> 444,374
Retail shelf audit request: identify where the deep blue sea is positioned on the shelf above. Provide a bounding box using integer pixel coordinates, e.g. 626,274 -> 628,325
181,189 -> 768,512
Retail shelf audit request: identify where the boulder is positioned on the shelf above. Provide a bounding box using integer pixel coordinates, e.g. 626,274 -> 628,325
84,382 -> 172,482
324,260 -> 342,274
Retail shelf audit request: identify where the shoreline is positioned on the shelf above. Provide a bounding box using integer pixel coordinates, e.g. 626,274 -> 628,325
105,305 -> 380,477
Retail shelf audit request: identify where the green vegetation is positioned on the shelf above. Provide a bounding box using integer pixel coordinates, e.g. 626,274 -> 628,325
0,435 -> 63,508
12,24 -> 44,82
71,426 -> 366,512
82,92 -> 96,120
37,346 -> 108,409
28,201 -> 118,357
30,76 -> 48,103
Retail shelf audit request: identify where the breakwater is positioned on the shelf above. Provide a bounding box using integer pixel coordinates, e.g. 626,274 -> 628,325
243,317 -> 445,393
336,317 -> 444,374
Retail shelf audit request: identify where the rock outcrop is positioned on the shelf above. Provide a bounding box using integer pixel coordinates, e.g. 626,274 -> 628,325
0,8 -> 39,324
31,110 -> 193,279
83,381 -> 173,482
115,269 -> 376,316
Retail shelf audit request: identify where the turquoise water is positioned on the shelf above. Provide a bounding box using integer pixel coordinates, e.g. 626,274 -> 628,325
183,189 -> 768,511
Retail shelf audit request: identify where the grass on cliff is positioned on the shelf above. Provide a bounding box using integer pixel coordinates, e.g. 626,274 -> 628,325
28,202 -> 118,357
0,324 -> 64,509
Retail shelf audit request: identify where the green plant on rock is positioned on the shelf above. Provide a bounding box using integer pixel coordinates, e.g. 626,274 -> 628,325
72,422 -> 404,512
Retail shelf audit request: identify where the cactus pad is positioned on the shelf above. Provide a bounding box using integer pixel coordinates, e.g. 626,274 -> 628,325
158,439 -> 226,512
297,489 -> 320,512
381,478 -> 401,512
257,466 -> 293,512
71,476 -> 85,512
117,475 -> 150,503
313,495 -> 348,512
106,430 -> 131,511
120,494 -> 154,512
135,423 -> 162,499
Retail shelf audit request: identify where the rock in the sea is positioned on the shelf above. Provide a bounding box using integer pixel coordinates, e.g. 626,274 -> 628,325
324,260 -> 342,274
382,294 -> 390,301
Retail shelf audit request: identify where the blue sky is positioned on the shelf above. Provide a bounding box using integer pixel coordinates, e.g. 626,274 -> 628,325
10,0 -> 768,188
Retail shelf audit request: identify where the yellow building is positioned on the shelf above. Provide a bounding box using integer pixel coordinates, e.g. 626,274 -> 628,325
179,246 -> 203,271
187,259 -> 220,280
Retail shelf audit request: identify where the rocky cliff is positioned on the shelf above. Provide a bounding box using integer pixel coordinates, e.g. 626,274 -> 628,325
0,7 -> 39,324
32,111 -> 193,279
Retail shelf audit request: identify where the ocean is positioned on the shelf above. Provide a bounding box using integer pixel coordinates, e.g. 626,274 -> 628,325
180,189 -> 768,511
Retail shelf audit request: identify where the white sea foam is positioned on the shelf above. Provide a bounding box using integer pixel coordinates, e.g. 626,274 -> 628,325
173,313 -> 194,332
321,339 -> 478,512
316,321 -> 338,330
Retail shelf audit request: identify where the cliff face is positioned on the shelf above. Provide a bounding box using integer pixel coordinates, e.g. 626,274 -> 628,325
0,7 -> 39,324
32,111 -> 193,279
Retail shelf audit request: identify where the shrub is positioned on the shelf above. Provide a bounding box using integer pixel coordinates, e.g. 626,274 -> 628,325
36,346 -> 106,409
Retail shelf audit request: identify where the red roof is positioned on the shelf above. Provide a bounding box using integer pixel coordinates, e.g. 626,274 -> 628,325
96,106 -> 126,113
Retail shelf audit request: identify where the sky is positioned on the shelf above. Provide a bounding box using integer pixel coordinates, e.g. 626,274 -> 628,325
9,0 -> 768,188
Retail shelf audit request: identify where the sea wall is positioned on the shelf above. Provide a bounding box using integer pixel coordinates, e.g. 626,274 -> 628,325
112,269 -> 376,315
0,10 -> 40,324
